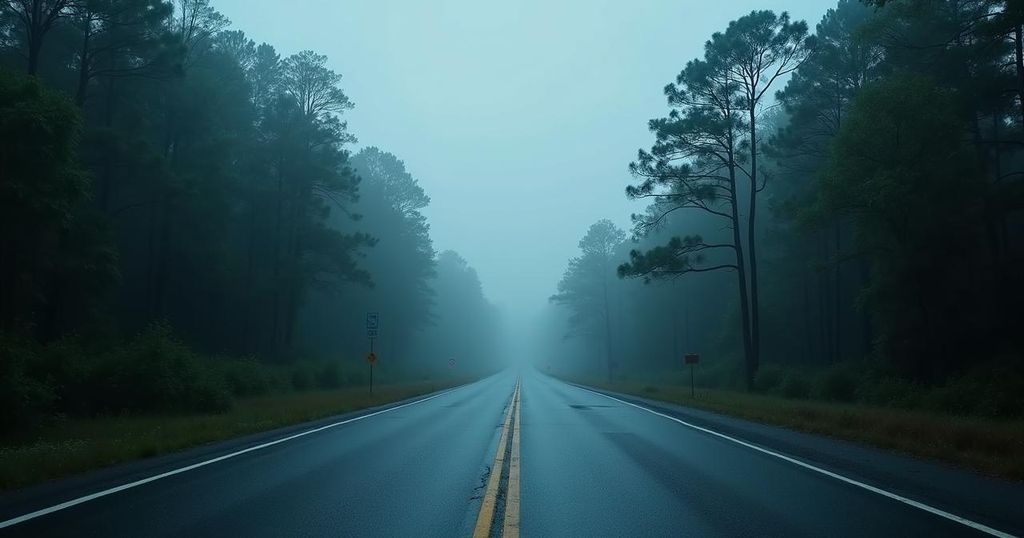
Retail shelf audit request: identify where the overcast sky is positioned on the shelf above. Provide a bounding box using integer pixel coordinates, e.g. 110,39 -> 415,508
214,0 -> 831,319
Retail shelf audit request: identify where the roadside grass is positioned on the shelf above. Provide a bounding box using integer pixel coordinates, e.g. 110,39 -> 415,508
583,380 -> 1024,482
0,381 -> 461,491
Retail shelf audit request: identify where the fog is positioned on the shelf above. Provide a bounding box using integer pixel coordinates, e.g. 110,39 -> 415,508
4,0 -> 1022,437
4,1 -> 1024,528
215,0 -> 831,359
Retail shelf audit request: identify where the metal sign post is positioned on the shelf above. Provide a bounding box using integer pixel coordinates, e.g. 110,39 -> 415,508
685,353 -> 700,397
366,312 -> 380,394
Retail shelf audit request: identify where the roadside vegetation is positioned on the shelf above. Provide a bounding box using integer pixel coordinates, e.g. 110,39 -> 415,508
0,323 -> 463,490
0,381 -> 459,491
577,360 -> 1024,481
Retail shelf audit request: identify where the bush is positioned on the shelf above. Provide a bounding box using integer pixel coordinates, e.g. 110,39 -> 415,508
0,335 -> 56,432
316,361 -> 342,390
221,357 -> 272,397
781,373 -> 811,399
754,364 -> 785,392
94,323 -> 232,414
291,366 -> 312,391
814,367 -> 858,403
921,360 -> 1024,418
857,377 -> 922,409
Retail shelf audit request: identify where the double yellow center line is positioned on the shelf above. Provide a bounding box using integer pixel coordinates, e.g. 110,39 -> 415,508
473,378 -> 522,538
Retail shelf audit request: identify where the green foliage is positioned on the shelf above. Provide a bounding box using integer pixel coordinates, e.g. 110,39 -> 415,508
95,323 -> 232,414
290,366 -> 312,391
0,336 -> 57,431
754,364 -> 785,392
220,357 -> 275,397
316,361 -> 342,390
0,68 -> 114,337
823,75 -> 986,379
781,374 -> 812,399
813,366 -> 858,402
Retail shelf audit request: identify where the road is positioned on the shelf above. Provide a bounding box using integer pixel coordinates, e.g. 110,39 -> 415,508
1,370 -> 1021,537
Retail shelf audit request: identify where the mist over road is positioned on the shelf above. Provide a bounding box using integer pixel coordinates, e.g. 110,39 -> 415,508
1,371 -> 1020,537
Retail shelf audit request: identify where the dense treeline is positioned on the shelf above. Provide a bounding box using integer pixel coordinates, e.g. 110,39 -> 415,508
0,0 -> 499,430
550,0 -> 1024,416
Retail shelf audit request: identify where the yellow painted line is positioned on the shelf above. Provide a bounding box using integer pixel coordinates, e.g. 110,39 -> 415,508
501,381 -> 521,538
473,379 -> 519,538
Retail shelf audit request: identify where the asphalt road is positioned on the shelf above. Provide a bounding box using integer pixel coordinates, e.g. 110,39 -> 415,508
1,369 -> 1021,537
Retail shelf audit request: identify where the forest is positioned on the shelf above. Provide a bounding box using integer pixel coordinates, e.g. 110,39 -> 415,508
0,0 -> 502,432
548,0 -> 1024,418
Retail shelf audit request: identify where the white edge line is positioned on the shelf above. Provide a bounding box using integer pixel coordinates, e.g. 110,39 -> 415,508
573,384 -> 1017,538
0,387 -> 460,530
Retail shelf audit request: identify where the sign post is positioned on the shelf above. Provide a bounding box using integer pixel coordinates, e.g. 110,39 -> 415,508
684,353 -> 700,397
366,312 -> 379,394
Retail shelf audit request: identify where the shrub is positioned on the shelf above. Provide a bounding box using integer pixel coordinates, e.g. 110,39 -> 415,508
814,367 -> 858,402
94,323 -> 232,414
316,361 -> 342,389
221,357 -> 272,397
291,366 -> 312,391
754,364 -> 785,392
857,377 -> 922,409
0,335 -> 56,432
921,360 -> 1024,418
781,373 -> 811,399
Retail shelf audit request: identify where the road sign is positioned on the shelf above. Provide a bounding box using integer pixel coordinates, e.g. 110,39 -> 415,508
448,358 -> 456,369
366,312 -> 379,337
684,352 -> 699,398
366,351 -> 377,364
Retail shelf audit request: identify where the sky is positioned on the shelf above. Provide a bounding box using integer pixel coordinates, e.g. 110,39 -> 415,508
214,0 -> 832,321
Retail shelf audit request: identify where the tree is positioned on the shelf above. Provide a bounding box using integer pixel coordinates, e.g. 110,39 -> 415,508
282,50 -> 353,121
347,147 -> 435,363
822,75 -> 985,379
0,69 -> 116,338
258,51 -> 367,353
622,11 -> 811,388
552,220 -> 625,382
68,0 -> 177,106
621,46 -> 757,387
708,10 -> 812,378
2,0 -> 71,74
768,0 -> 885,362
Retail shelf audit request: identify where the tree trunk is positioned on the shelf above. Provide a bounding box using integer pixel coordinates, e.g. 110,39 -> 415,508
74,16 -> 92,107
859,258 -> 872,356
27,31 -> 43,75
270,164 -> 284,355
728,155 -> 755,390
746,108 -> 761,378
1015,25 -> 1024,127
833,219 -> 842,363
241,189 -> 258,353
603,274 -> 612,383
802,264 -> 812,364
818,231 -> 830,362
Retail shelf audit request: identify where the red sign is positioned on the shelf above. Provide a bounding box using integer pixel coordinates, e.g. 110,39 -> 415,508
684,353 -> 699,365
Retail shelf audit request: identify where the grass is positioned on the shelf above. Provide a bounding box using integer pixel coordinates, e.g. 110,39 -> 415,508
0,380 -> 462,491
583,380 -> 1024,482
